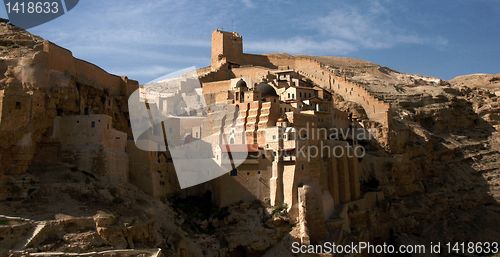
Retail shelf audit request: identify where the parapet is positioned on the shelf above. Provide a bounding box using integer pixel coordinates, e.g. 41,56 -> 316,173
41,41 -> 137,97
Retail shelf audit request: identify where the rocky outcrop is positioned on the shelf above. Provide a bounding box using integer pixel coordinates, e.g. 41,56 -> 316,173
0,20 -> 199,257
0,21 -> 498,257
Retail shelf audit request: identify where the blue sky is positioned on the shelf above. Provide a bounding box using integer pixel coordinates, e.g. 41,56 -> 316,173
1,0 -> 499,83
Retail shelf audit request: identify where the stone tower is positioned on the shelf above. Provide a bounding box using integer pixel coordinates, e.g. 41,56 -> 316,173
211,29 -> 243,68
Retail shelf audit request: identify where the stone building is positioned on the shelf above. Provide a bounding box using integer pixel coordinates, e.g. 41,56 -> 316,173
112,30 -> 372,243
52,114 -> 129,184
184,31 -> 365,243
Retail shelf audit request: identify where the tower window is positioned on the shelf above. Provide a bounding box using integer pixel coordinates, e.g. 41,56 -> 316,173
91,121 -> 95,128
15,102 -> 21,109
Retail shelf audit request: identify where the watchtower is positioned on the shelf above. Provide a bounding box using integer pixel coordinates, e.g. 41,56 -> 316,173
211,29 -> 243,67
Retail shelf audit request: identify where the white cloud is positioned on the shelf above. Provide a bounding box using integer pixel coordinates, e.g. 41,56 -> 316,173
241,0 -> 255,8
109,65 -> 173,78
246,37 -> 356,54
70,45 -> 208,64
246,0 -> 447,54
313,3 -> 443,50
26,0 -> 448,80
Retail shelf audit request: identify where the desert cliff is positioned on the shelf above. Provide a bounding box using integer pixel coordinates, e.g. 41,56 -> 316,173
0,21 -> 498,257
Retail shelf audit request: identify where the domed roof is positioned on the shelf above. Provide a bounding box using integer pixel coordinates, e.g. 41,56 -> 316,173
256,83 -> 278,97
235,78 -> 247,88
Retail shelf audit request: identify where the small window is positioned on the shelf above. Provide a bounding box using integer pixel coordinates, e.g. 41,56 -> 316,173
292,94 -> 295,99
272,135 -> 276,140
257,171 -> 261,174
91,121 -> 95,128
76,120 -> 79,123
15,102 -> 21,109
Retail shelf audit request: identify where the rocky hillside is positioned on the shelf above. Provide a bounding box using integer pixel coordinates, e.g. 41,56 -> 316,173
322,55 -> 500,244
0,20 -> 499,256
0,20 -> 289,257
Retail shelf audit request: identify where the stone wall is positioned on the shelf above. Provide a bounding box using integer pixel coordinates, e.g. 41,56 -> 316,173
42,41 -> 138,96
212,155 -> 273,207
211,30 -> 243,67
265,56 -> 392,128
52,114 -> 129,183
0,38 -> 136,183
204,30 -> 392,147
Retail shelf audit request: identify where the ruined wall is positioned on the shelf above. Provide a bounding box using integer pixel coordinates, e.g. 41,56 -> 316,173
0,39 -> 136,199
52,114 -> 128,183
42,41 -> 138,96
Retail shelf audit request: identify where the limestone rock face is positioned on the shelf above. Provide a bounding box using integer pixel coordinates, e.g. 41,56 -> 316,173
0,20 -> 137,200
0,21 -> 498,256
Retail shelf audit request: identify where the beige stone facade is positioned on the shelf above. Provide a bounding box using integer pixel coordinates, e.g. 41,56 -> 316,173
52,114 -> 129,183
192,31 -> 367,242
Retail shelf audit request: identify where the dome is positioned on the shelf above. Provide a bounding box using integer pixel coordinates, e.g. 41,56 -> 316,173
235,78 -> 247,88
256,83 -> 278,97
